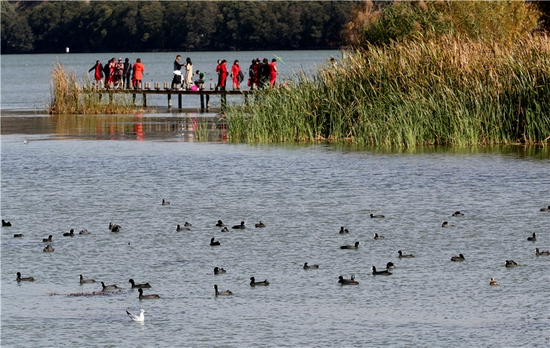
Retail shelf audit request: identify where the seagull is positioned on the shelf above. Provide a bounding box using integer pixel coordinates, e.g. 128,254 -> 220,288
23,140 -> 29,144
126,309 -> 146,323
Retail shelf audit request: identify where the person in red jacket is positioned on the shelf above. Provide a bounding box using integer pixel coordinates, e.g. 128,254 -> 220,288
231,60 -> 242,90
219,59 -> 228,90
88,60 -> 104,89
132,58 -> 145,89
269,58 -> 279,88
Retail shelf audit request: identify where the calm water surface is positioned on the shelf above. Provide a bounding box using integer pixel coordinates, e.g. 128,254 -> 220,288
1,52 -> 550,347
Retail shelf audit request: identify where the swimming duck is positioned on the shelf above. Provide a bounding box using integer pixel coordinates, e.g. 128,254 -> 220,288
16,272 -> 34,282
255,221 -> 266,228
79,275 -> 95,284
451,253 -> 465,262
13,234 -> 24,238
441,221 -> 453,228
452,211 -> 464,217
535,248 -> 550,256
338,275 -> 359,285
176,224 -> 190,231
220,227 -> 229,232
386,262 -> 395,269
340,241 -> 360,249
129,279 -> 151,288
63,229 -> 75,237
214,267 -> 227,275
398,250 -> 414,258
101,282 -> 120,291
339,227 -> 349,234
303,262 -> 319,270
540,206 -> 550,212
42,235 -> 53,243
161,199 -> 170,205
216,220 -> 225,227
250,277 -> 269,286
371,266 -> 392,275
43,244 -> 54,252
232,221 -> 246,229
505,260 -> 518,267
213,284 -> 233,296
79,228 -> 90,235
138,288 -> 160,299
184,222 -> 192,227
489,277 -> 499,286
374,233 -> 385,240
210,237 -> 221,246
2,219 -> 12,227
370,213 -> 385,218
109,222 -> 121,232
527,233 -> 537,241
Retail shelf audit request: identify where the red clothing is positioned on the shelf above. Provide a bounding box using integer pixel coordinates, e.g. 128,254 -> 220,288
133,62 -> 145,80
231,63 -> 241,89
219,63 -> 228,88
251,63 -> 261,85
94,65 -> 102,81
269,62 -> 277,87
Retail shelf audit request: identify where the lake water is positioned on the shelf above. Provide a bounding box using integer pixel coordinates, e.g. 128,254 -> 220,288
1,51 -> 550,347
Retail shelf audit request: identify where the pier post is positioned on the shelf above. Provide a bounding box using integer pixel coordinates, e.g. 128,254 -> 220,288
206,95 -> 210,110
168,94 -> 172,108
143,93 -> 147,107
178,94 -> 182,109
200,94 -> 205,111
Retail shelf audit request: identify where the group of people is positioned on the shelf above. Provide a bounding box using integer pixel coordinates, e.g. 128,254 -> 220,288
90,55 -> 280,91
88,57 -> 145,90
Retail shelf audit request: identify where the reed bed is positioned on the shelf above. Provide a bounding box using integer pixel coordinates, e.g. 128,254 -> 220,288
49,62 -> 140,115
226,35 -> 550,147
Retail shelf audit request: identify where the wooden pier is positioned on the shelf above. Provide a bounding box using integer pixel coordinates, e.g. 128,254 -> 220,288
84,83 -> 253,111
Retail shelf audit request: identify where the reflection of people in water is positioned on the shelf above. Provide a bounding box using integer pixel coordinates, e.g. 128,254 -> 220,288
135,113 -> 144,141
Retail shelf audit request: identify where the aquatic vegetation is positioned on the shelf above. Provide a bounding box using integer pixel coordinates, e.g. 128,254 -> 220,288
226,35 -> 550,147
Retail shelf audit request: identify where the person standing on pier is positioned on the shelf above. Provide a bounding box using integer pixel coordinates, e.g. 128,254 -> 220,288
184,57 -> 193,90
269,58 -> 278,88
132,58 -> 145,89
218,59 -> 228,91
174,55 -> 184,71
231,60 -> 242,90
123,58 -> 132,89
88,60 -> 104,89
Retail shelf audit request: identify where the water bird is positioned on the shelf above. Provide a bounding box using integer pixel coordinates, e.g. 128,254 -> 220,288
138,288 -> 160,299
255,221 -> 266,228
109,222 -> 121,232
505,260 -> 518,267
220,227 -> 229,232
535,248 -> 550,256
338,275 -> 359,285
452,211 -> 464,217
210,237 -> 221,246
129,279 -> 151,288
398,250 -> 414,258
23,140 -> 29,145
79,228 -> 90,235
386,262 -> 395,269
372,266 -> 392,275
232,221 -> 246,229
340,241 -> 360,249
16,272 -> 34,282
184,221 -> 192,227
370,213 -> 385,218
213,284 -> 233,296
63,229 -> 75,237
489,277 -> 499,286
451,253 -> 465,262
101,282 -> 120,290
303,262 -> 319,270
2,219 -> 12,227
42,235 -> 53,243
79,275 -> 95,284
374,233 -> 385,240
43,244 -> 54,252
442,221 -> 453,228
161,199 -> 170,205
527,233 -> 537,241
540,206 -> 550,212
214,267 -> 226,275
250,277 -> 269,286
176,224 -> 190,231
339,227 -> 349,234
13,234 -> 24,238
126,309 -> 146,323
216,220 -> 225,227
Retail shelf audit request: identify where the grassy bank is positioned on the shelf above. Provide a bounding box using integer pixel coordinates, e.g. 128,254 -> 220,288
226,35 -> 550,147
49,62 -> 141,115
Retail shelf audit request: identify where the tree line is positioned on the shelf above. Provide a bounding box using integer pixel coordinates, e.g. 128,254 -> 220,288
1,1 -> 362,54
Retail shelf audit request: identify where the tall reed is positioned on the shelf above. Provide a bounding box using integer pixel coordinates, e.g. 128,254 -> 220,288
226,35 -> 550,147
49,62 -> 139,114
